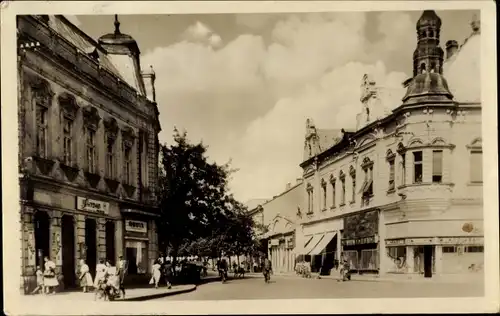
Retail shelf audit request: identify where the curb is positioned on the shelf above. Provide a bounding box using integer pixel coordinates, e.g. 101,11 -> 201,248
121,285 -> 197,302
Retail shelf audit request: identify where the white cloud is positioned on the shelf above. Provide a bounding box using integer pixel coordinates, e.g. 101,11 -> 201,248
143,12 -> 412,202
182,21 -> 223,48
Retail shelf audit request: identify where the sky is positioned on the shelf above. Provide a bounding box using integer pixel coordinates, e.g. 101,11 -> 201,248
69,10 -> 478,203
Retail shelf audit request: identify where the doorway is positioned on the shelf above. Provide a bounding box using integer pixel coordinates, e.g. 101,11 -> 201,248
61,215 -> 76,288
34,211 -> 50,267
126,247 -> 138,274
85,218 -> 97,278
423,245 -> 433,278
105,221 -> 115,265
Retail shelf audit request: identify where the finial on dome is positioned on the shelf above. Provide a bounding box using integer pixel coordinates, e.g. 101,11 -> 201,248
471,14 -> 480,33
114,14 -> 121,34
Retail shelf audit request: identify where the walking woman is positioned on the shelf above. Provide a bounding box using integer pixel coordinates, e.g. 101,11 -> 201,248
43,257 -> 58,294
79,259 -> 93,293
93,259 -> 107,288
150,259 -> 162,289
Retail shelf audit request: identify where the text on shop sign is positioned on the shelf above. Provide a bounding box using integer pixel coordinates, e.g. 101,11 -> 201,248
76,197 -> 109,214
125,220 -> 147,233
342,236 -> 377,246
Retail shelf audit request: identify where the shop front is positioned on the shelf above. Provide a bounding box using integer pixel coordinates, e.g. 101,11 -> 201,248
268,234 -> 295,273
341,209 -> 380,273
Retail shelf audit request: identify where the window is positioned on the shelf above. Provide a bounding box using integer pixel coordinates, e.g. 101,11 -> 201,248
465,246 -> 484,253
413,151 -> 423,183
62,117 -> 73,165
361,166 -> 374,197
330,178 -> 336,208
432,150 -> 443,183
36,105 -> 48,158
86,128 -> 96,173
351,176 -> 356,202
442,246 -> 456,253
124,144 -> 132,184
401,153 -> 406,186
106,136 -> 115,178
470,150 -> 483,183
388,159 -> 395,190
340,176 -> 346,205
321,180 -> 327,210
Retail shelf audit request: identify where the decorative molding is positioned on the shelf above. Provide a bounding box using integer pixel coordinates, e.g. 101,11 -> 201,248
82,105 -> 101,130
25,72 -> 54,107
59,163 -> 80,182
320,178 -> 327,187
306,182 -> 313,192
361,157 -> 374,169
467,137 -> 482,150
103,116 -> 119,139
33,156 -> 55,176
386,149 -> 396,161
339,170 -> 346,179
122,183 -> 137,198
329,174 -> 336,183
349,165 -> 356,176
122,126 -> 136,146
104,178 -> 120,194
84,171 -> 101,188
396,142 -> 406,155
58,92 -> 79,119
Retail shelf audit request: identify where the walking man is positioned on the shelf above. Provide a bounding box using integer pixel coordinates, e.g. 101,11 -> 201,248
116,256 -> 127,298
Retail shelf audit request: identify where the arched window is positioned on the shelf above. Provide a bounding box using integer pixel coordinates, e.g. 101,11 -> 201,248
429,30 -> 434,38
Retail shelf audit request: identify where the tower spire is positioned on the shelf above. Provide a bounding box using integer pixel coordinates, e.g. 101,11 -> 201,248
412,10 -> 444,76
114,14 -> 121,34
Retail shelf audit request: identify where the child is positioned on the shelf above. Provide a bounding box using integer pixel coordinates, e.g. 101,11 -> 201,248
31,266 -> 44,295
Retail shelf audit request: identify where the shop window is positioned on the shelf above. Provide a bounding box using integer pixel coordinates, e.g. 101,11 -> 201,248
442,246 -> 456,253
105,136 -> 115,179
125,240 -> 148,274
86,128 -> 97,173
465,246 -> 484,253
413,151 -> 423,183
62,116 -> 73,165
432,150 -> 443,183
36,104 -> 48,158
470,150 -> 483,183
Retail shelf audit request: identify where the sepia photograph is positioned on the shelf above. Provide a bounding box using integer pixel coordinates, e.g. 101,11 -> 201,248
1,1 -> 498,314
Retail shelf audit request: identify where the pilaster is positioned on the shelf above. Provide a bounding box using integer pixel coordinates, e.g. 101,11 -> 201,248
435,245 -> 443,274
97,218 -> 106,261
76,214 -> 86,259
406,246 -> 414,273
378,211 -> 388,275
50,212 -> 62,273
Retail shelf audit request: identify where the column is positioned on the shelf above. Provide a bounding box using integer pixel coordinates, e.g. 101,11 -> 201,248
336,230 -> 342,269
51,212 -> 62,274
97,218 -> 106,261
435,245 -> 443,275
378,211 -> 388,275
406,246 -> 414,274
76,215 -> 86,259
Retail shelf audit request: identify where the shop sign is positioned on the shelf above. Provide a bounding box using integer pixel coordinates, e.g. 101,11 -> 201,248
342,235 -> 377,246
437,237 -> 483,245
386,239 -> 405,246
342,210 -> 379,241
125,220 -> 148,233
406,237 -> 434,245
76,197 -> 109,215
269,239 -> 279,246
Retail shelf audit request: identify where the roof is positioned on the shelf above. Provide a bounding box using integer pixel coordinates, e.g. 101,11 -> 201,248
51,16 -> 125,82
402,72 -> 454,106
417,10 -> 442,29
245,199 -> 268,211
316,128 -> 343,152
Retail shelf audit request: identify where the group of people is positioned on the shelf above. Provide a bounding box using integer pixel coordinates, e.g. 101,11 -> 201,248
150,258 -> 174,289
31,255 -> 127,298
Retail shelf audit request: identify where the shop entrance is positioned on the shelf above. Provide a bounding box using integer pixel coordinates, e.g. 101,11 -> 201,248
105,221 -> 115,265
61,215 -> 76,288
34,211 -> 50,267
85,218 -> 97,278
423,245 -> 433,278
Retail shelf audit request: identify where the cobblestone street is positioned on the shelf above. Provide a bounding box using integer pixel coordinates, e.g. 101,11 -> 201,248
158,274 -> 484,300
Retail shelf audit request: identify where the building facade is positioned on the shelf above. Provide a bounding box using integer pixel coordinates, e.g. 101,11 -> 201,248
18,15 -> 161,293
296,11 -> 483,278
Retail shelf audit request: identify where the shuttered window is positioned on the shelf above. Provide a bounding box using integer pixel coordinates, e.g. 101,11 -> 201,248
470,151 -> 483,183
432,150 -> 443,183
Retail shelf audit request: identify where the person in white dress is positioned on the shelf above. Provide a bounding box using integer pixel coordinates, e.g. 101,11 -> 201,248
43,257 -> 59,294
79,259 -> 93,293
150,260 -> 162,289
105,260 -> 121,297
93,259 -> 108,288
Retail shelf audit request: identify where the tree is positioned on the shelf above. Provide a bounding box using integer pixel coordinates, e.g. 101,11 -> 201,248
157,129 -> 233,266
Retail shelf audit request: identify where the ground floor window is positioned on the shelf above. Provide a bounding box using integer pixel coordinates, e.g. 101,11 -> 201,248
125,240 -> 148,274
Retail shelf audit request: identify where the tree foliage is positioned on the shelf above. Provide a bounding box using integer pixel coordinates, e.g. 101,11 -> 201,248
156,128 -> 258,261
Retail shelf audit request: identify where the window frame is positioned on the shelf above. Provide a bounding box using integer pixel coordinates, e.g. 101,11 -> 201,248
62,115 -> 74,165
413,151 -> 423,184
86,128 -> 97,174
432,150 -> 443,183
329,175 -> 336,209
105,135 -> 116,179
123,142 -> 132,185
36,104 -> 49,158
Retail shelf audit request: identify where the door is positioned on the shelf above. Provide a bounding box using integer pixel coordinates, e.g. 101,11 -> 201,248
34,211 -> 50,268
423,245 -> 433,278
126,247 -> 138,274
61,215 -> 76,288
105,221 -> 115,265
85,218 -> 97,278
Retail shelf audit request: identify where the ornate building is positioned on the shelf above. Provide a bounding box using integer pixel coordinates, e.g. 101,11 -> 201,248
17,15 -> 161,293
296,11 -> 483,278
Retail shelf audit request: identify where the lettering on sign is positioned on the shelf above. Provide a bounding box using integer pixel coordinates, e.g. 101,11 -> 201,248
76,197 -> 109,215
269,239 -> 279,246
125,220 -> 148,233
342,236 -> 377,246
386,239 -> 405,246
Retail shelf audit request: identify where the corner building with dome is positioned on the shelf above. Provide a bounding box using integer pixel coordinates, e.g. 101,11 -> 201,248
17,15 -> 161,293
295,10 -> 483,278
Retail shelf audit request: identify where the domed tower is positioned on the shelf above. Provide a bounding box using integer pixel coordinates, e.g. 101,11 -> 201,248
98,15 -> 146,95
412,10 -> 445,76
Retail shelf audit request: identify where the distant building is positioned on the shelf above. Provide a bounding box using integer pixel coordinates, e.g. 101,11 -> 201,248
18,15 -> 161,293
296,11 -> 482,278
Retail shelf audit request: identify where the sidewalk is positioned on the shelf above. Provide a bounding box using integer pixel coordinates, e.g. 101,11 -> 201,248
21,284 -> 196,302
272,271 -> 484,284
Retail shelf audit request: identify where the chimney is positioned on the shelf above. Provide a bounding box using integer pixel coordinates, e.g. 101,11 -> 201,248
445,40 -> 459,59
286,182 -> 292,191
142,65 -> 156,102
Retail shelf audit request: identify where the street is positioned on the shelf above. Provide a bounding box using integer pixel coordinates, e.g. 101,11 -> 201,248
157,274 -> 484,300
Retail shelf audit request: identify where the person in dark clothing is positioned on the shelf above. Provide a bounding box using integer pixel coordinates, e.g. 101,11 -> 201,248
163,260 -> 173,289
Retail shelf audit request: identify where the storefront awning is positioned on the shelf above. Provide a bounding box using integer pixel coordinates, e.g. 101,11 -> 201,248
309,231 -> 337,256
302,234 -> 323,255
294,235 -> 313,255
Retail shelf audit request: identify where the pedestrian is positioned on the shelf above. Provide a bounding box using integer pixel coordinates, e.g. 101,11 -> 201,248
31,266 -> 44,295
116,256 -> 127,298
93,259 -> 107,288
78,259 -> 93,293
163,260 -> 173,289
105,260 -> 120,297
150,259 -> 162,289
43,257 -> 58,294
